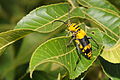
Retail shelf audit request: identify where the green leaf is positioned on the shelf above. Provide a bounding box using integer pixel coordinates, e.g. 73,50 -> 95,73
100,57 -> 120,80
101,39 -> 120,63
77,0 -> 119,14
84,7 -> 119,40
16,3 -> 85,33
0,29 -> 33,55
83,7 -> 120,63
29,29 -> 103,79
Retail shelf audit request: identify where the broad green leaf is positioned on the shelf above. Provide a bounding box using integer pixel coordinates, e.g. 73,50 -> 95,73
77,0 -> 119,14
84,7 -> 119,40
29,36 -> 75,77
29,29 -> 103,79
0,29 -> 33,55
16,3 -> 85,33
100,57 -> 120,80
83,7 -> 120,63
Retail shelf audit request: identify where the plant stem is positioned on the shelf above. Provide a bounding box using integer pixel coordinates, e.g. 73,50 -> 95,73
68,0 -> 79,8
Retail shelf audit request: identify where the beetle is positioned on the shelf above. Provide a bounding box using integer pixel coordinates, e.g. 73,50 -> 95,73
53,20 -> 99,60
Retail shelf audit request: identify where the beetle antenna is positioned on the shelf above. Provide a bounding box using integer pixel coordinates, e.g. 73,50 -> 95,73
52,20 -> 67,25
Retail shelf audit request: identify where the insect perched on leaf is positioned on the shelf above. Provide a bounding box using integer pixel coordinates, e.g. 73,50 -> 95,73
53,9 -> 99,69
53,20 -> 99,58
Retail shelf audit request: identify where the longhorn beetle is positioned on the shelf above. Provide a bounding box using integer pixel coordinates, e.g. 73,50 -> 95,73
53,10 -> 99,69
53,20 -> 99,58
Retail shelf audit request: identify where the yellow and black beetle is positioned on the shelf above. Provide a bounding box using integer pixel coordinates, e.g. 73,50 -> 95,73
53,20 -> 99,60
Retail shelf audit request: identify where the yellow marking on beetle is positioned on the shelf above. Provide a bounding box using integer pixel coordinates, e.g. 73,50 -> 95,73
82,49 -> 85,52
87,52 -> 92,58
84,44 -> 91,50
76,29 -> 86,39
75,40 -> 80,44
79,44 -> 83,48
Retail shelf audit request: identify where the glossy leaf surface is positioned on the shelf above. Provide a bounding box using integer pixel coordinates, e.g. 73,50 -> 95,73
16,3 -> 85,33
30,29 -> 103,79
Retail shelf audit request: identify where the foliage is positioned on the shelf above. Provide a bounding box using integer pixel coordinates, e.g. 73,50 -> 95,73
0,0 -> 120,80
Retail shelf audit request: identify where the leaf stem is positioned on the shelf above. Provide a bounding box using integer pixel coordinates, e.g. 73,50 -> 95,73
68,0 -> 79,8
